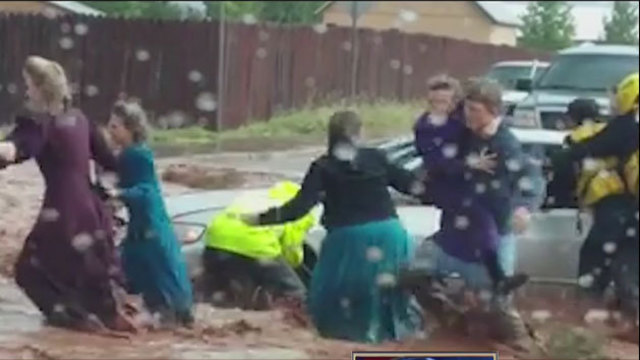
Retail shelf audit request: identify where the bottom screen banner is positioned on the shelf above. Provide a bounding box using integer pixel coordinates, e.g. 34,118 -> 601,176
352,352 -> 498,360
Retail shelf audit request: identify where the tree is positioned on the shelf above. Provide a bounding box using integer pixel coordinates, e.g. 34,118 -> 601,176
519,1 -> 576,51
204,1 -> 323,24
81,1 -> 202,20
603,1 -> 639,45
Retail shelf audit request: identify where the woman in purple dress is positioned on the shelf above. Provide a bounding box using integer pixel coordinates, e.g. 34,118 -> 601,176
0,56 -> 138,333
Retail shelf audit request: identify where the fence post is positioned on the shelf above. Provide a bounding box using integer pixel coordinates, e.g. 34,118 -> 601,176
216,4 -> 225,133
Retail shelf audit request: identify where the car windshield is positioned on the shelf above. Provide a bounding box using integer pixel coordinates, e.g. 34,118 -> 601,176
486,65 -> 535,90
537,54 -> 639,91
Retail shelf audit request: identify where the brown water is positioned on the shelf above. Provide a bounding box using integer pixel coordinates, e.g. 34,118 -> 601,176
1,157 -> 638,360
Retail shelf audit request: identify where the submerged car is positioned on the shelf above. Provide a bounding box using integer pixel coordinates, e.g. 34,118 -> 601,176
168,127 -> 586,289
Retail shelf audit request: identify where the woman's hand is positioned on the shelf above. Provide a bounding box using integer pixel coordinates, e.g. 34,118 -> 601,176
0,142 -> 17,163
466,148 -> 498,174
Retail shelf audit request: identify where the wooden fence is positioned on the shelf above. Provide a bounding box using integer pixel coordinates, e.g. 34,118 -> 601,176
0,14 -> 550,129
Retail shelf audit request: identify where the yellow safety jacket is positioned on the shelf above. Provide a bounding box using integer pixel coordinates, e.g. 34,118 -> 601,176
570,122 -> 631,206
204,182 -> 316,268
624,150 -> 639,198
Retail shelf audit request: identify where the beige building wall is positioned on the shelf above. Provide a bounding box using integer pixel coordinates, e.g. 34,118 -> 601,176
322,1 -> 517,46
0,1 -> 66,16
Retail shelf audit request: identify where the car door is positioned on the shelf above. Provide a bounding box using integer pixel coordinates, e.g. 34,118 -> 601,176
516,142 -> 589,284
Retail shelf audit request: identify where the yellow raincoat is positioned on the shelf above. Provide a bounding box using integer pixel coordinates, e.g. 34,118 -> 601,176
204,182 -> 317,268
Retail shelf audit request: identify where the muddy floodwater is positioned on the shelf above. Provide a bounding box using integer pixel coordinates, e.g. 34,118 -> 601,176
1,153 -> 638,359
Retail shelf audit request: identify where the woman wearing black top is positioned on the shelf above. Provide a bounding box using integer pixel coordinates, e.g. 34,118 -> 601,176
243,111 -> 423,343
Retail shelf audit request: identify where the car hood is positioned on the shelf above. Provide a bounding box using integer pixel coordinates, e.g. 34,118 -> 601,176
167,189 -> 442,240
518,89 -> 610,111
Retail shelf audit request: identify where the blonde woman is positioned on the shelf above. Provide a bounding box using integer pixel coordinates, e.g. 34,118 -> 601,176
0,56 -> 138,333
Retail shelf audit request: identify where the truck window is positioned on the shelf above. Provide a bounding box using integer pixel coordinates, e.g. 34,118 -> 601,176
537,54 -> 639,92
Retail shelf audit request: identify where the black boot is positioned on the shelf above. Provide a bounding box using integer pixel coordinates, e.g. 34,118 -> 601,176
496,273 -> 530,295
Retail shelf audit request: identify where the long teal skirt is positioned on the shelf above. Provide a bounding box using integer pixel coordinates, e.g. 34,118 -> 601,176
308,218 -> 423,343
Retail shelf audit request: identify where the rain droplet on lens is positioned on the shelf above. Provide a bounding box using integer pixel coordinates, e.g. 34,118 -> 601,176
442,144 -> 458,159
419,43 -> 428,53
241,14 -> 258,25
40,208 -> 60,222
366,247 -> 383,262
53,303 -> 65,313
603,242 -> 617,254
340,298 -> 350,309
455,216 -> 470,230
506,159 -> 522,172
312,23 -> 328,34
390,59 -> 401,70
593,267 -> 602,275
475,183 -> 487,194
43,7 -> 58,19
332,143 -> 357,162
376,273 -> 396,287
195,92 -> 218,112
59,37 -> 74,50
304,77 -> 316,88
72,233 -> 94,252
582,158 -> 599,172
490,180 -> 501,190
256,48 -> 268,59
60,22 -> 72,33
135,49 -> 151,62
188,70 -> 203,83
84,85 -> 99,97
626,228 -> 637,238
212,291 -> 226,303
372,34 -> 383,46
478,290 -> 492,302
398,9 -> 418,23
410,181 -> 426,196
342,41 -> 353,52
74,23 -> 89,36
546,196 -> 556,205
518,177 -> 534,192
7,83 -> 17,95
578,274 -> 594,288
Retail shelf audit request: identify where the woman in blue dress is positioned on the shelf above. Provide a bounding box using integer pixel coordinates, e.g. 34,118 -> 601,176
243,111 -> 424,343
106,99 -> 193,327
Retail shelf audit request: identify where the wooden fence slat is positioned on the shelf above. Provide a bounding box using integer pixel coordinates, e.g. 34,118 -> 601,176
0,14 -> 551,129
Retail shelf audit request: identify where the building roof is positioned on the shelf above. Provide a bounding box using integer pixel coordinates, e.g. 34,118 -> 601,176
315,1 -> 521,28
46,1 -> 104,16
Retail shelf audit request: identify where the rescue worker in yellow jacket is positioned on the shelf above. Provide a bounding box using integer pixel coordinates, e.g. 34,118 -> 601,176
554,73 -> 639,327
201,181 -> 317,308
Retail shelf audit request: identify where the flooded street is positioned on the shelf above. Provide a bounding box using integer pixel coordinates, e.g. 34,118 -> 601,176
1,152 -> 638,359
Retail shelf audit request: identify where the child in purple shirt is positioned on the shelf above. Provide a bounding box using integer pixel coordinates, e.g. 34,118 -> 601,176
414,75 -> 528,295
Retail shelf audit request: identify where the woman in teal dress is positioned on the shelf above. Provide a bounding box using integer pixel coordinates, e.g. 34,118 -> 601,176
243,111 -> 424,343
107,99 -> 193,326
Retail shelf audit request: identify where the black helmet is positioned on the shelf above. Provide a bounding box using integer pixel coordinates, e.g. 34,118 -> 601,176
567,98 -> 600,124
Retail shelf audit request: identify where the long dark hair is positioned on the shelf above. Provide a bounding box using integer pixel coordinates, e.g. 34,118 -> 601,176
327,110 -> 362,156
